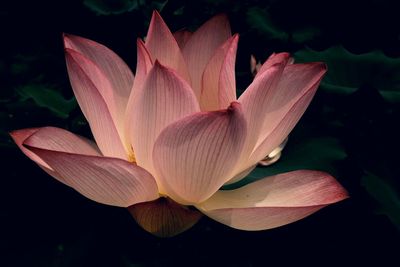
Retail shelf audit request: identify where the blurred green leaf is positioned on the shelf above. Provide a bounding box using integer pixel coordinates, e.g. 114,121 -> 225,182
291,27 -> 321,44
246,7 -> 289,42
362,172 -> 400,230
294,46 -> 400,102
225,137 -> 346,189
83,0 -> 139,15
16,85 -> 77,119
151,0 -> 168,12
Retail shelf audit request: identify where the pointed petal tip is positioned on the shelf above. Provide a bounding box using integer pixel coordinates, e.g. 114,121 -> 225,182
152,9 -> 161,17
210,13 -> 230,26
150,9 -> 165,25
136,37 -> 145,45
303,61 -> 328,73
306,170 -> 349,204
9,128 -> 38,144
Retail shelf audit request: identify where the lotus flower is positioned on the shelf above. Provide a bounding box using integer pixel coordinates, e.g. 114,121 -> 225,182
10,11 -> 348,237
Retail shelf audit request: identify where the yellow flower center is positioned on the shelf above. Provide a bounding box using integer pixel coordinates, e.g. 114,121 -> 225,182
128,151 -> 136,163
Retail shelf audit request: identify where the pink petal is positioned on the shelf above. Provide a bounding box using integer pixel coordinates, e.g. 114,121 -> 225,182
255,52 -> 291,78
182,14 -> 231,99
11,127 -> 101,185
10,128 -> 63,184
128,197 -> 202,237
153,102 -> 247,204
23,126 -> 101,155
23,142 -> 159,207
200,34 -> 239,111
145,11 -> 190,84
132,39 -> 153,93
197,170 -> 348,230
124,39 -> 153,150
65,49 -> 127,159
63,34 -> 134,138
127,61 -> 200,183
173,30 -> 193,49
248,63 -> 327,166
10,128 -> 49,169
236,64 -> 284,171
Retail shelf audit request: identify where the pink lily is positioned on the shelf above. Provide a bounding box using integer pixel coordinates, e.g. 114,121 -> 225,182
10,11 -> 348,237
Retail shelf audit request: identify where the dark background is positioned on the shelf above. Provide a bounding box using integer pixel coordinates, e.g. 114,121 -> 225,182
1,0 -> 399,266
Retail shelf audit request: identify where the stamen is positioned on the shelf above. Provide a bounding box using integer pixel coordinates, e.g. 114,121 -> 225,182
128,152 -> 136,163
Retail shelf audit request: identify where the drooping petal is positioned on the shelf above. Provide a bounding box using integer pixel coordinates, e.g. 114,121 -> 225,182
173,30 -> 192,49
153,102 -> 247,204
23,142 -> 159,207
10,127 -> 101,185
248,63 -> 327,166
255,52 -> 290,78
145,11 -> 190,84
63,34 -> 134,138
10,128 -> 49,169
127,61 -> 200,181
197,170 -> 348,230
22,126 -> 101,155
128,197 -> 202,237
65,49 -> 127,159
200,34 -> 238,111
182,14 -> 231,99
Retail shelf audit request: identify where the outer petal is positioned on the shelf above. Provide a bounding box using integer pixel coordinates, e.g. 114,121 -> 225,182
63,34 -> 134,138
200,34 -> 238,111
197,170 -> 348,230
153,102 -> 247,204
173,30 -> 192,49
145,11 -> 190,84
23,141 -> 159,207
237,64 -> 284,168
128,197 -> 202,237
128,61 -> 200,183
255,52 -> 290,78
182,14 -> 231,99
65,49 -> 127,159
10,127 -> 101,185
10,128 -> 49,170
248,63 -> 327,166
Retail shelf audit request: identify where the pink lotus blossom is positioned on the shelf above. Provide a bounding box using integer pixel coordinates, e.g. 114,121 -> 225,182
10,11 -> 348,237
